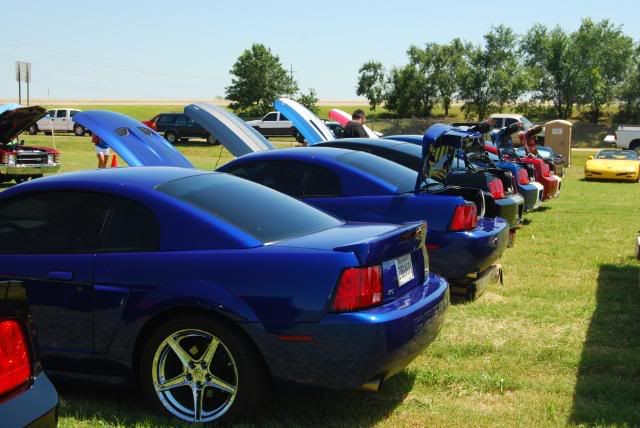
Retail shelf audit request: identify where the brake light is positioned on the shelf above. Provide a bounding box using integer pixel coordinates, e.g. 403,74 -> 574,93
331,266 -> 382,312
0,320 -> 31,396
488,179 -> 505,199
449,204 -> 478,231
518,168 -> 529,185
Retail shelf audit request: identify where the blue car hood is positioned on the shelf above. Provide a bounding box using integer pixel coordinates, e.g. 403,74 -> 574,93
73,110 -> 193,168
273,98 -> 333,145
184,103 -> 274,157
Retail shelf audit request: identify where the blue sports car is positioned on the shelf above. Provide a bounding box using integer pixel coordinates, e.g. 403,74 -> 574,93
179,103 -> 508,300
0,110 -> 449,424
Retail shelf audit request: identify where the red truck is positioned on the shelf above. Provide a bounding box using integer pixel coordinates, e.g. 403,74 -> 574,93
0,105 -> 60,184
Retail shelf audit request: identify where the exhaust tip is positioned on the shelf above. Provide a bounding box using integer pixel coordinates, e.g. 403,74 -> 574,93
359,377 -> 383,393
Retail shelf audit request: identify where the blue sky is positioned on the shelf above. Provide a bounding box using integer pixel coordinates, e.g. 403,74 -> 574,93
1,0 -> 639,100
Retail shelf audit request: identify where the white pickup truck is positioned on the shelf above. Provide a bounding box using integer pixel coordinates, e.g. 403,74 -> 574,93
27,108 -> 88,136
605,125 -> 640,153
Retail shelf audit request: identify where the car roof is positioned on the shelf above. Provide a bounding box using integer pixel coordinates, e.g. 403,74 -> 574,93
0,167 -> 206,198
320,138 -> 406,149
235,146 -> 354,161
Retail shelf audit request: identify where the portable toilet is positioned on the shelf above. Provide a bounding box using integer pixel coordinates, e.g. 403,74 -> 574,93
544,120 -> 573,165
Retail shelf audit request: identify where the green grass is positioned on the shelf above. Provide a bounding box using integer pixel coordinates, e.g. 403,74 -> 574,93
8,114 -> 640,426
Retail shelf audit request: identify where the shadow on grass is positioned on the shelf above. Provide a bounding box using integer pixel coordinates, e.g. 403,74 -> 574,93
56,370 -> 415,427
570,262 -> 640,425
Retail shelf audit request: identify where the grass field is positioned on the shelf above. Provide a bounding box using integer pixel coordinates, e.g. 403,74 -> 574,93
7,121 -> 640,427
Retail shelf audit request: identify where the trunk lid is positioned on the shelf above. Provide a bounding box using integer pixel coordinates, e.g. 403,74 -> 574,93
273,98 -> 333,144
277,221 -> 428,302
184,103 -> 274,157
73,110 -> 194,168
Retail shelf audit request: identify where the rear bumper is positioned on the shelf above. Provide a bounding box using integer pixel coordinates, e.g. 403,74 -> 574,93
0,164 -> 60,176
519,182 -> 543,211
494,193 -> 524,229
429,217 -> 509,280
540,175 -> 561,200
0,371 -> 58,428
243,273 -> 449,390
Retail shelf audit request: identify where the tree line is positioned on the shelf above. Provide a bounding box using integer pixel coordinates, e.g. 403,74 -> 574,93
357,18 -> 640,123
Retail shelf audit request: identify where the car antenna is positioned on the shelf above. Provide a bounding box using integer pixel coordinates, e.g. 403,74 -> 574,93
214,143 -> 224,169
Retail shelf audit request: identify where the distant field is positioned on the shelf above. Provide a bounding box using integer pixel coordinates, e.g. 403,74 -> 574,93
7,128 -> 640,427
32,104 -> 612,148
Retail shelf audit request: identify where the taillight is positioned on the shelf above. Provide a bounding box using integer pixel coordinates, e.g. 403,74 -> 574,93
518,168 -> 529,185
542,163 -> 551,177
449,203 -> 478,231
488,179 -> 505,199
0,320 -> 31,396
331,266 -> 382,312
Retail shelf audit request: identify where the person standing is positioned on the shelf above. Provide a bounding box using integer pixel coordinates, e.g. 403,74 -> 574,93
342,109 -> 368,138
92,133 -> 111,168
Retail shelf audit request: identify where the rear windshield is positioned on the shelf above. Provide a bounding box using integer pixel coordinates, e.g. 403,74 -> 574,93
157,173 -> 342,243
336,151 -> 417,193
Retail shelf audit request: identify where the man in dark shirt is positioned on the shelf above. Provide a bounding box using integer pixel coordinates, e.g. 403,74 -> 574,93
343,109 -> 368,138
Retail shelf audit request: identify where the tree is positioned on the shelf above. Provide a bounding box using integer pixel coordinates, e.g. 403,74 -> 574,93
356,61 -> 387,111
618,46 -> 640,122
225,44 -> 298,116
457,25 -> 526,120
432,39 -> 467,116
297,88 -> 319,114
572,19 -> 634,122
521,24 -> 579,119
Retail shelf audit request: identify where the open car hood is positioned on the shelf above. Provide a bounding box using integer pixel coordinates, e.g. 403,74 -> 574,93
184,103 -> 274,157
328,108 -> 379,139
0,104 -> 47,144
73,110 -> 193,168
274,98 -> 333,144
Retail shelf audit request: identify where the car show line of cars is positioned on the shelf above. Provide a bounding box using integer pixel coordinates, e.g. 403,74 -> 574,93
0,99 -> 638,425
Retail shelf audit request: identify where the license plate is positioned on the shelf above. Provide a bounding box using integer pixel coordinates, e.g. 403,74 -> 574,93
395,254 -> 414,287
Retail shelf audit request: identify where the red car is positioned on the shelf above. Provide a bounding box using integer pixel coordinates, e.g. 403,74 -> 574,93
494,125 -> 561,201
0,105 -> 60,184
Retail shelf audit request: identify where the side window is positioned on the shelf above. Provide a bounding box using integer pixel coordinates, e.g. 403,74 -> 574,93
0,192 -> 112,254
492,118 -> 503,129
279,113 -> 288,121
505,118 -> 518,127
373,148 -> 419,170
263,113 -> 277,122
303,165 -> 341,197
70,110 -> 78,117
157,115 -> 175,124
56,110 -> 67,118
46,110 -> 55,118
101,198 -> 160,252
175,115 -> 189,125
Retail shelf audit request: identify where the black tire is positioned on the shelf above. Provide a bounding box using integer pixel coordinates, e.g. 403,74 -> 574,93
295,131 -> 305,144
206,134 -> 219,145
28,124 -> 38,135
74,124 -> 86,136
139,314 -> 267,424
164,131 -> 178,145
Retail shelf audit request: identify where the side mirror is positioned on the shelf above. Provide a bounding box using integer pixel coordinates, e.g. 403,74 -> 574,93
588,155 -> 594,160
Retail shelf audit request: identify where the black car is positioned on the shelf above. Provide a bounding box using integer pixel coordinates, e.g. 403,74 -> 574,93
0,280 -> 58,427
144,113 -> 218,145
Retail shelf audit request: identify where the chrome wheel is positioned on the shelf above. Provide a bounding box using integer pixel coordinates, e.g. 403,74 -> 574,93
152,329 -> 238,423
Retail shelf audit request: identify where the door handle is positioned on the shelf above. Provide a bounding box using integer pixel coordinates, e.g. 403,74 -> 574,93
48,271 -> 73,281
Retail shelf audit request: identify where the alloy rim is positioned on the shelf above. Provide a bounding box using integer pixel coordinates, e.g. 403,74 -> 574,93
152,329 -> 238,423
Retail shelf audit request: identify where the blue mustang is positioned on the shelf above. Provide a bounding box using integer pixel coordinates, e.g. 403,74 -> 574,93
179,103 -> 508,299
0,111 -> 449,424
